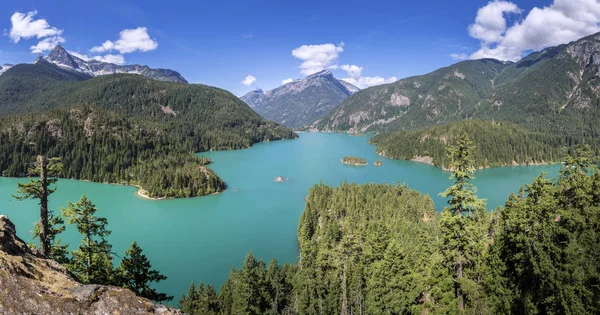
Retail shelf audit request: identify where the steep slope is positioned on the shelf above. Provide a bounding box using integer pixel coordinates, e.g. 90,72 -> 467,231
240,70 -> 359,128
0,215 -> 181,314
0,61 -> 296,198
240,89 -> 265,108
313,59 -> 510,133
43,45 -> 188,83
314,32 -> 600,136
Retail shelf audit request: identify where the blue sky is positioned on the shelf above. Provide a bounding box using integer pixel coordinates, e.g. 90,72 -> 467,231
2,0 -> 598,96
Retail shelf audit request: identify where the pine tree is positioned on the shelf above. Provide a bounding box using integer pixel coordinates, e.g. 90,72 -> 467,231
231,251 -> 268,315
33,210 -> 70,264
114,242 -> 173,302
439,134 -> 486,311
61,195 -> 113,285
179,282 -> 199,313
13,156 -> 62,256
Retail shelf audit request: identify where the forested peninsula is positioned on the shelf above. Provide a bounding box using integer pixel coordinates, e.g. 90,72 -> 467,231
370,120 -> 578,170
0,61 -> 296,198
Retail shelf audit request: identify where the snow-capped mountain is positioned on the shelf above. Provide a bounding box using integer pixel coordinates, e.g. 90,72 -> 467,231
0,64 -> 13,76
240,70 -> 359,128
40,45 -> 188,84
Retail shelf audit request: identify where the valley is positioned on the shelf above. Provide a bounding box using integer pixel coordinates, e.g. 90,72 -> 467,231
1,4 -> 600,312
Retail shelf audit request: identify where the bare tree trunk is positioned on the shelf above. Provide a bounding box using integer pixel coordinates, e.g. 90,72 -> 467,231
456,261 -> 464,311
38,155 -> 50,257
341,265 -> 349,315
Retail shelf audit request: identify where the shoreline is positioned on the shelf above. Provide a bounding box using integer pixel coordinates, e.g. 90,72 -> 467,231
376,151 -> 561,172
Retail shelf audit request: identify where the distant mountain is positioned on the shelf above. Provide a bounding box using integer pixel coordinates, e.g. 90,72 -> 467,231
313,32 -> 600,137
240,70 -> 359,128
40,45 -> 188,83
240,89 -> 265,108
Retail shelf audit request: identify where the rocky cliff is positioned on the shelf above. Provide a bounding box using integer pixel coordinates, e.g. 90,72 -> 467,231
0,215 -> 180,314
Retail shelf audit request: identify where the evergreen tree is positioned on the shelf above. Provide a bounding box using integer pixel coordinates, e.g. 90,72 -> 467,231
231,251 -> 268,314
114,242 -> 173,303
439,134 -> 486,311
13,156 -> 62,256
61,195 -> 113,285
179,282 -> 199,313
33,209 -> 70,264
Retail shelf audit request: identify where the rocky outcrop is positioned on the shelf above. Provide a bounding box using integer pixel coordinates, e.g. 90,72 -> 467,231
0,215 -> 180,314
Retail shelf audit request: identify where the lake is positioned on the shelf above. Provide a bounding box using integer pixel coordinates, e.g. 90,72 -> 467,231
0,132 -> 561,304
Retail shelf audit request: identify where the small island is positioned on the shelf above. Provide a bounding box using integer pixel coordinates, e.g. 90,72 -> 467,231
374,159 -> 383,167
341,156 -> 368,166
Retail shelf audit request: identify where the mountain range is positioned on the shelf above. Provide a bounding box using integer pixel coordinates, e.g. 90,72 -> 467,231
240,70 -> 359,128
0,45 -> 188,84
312,32 -> 600,137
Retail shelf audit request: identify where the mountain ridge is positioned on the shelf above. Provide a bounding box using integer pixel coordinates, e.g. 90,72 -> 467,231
1,45 -> 189,84
240,70 -> 359,128
312,32 -> 600,136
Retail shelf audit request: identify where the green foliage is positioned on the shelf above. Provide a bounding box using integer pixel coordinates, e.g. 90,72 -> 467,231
0,62 -> 296,198
114,242 -> 173,303
185,145 -> 600,314
61,195 -> 113,285
179,255 -> 295,315
12,156 -> 62,256
371,120 -> 571,169
33,210 -> 70,264
438,135 -> 488,311
179,281 -> 220,315
491,151 -> 600,314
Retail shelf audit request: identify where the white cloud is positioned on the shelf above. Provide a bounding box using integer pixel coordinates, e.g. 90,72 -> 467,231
469,0 -> 600,61
282,78 -> 294,85
468,1 -> 521,44
340,64 -> 363,78
340,63 -> 396,88
8,11 -> 65,53
91,27 -> 158,54
292,43 -> 344,75
30,36 -> 65,53
450,53 -> 468,61
241,75 -> 256,86
9,11 -> 62,43
69,51 -> 126,65
92,54 -> 125,65
342,76 -> 398,89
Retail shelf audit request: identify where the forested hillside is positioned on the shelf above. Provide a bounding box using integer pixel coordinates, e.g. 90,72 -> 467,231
313,32 -> 600,140
0,61 -> 296,198
371,120 -> 573,170
179,140 -> 600,314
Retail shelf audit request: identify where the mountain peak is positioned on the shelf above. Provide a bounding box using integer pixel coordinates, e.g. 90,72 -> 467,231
50,45 -> 68,54
240,68 -> 358,128
309,69 -> 332,77
37,45 -> 188,83
46,45 -> 79,69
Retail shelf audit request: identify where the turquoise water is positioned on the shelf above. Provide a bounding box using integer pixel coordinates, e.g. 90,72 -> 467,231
0,132 -> 560,303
